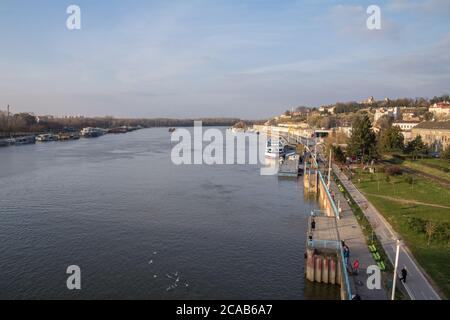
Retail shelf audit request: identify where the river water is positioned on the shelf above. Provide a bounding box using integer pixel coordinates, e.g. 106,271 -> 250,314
0,128 -> 338,299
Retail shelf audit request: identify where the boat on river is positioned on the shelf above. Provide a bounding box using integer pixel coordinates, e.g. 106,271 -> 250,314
80,127 -> 105,138
36,134 -> 57,142
265,139 -> 285,158
57,132 -> 80,141
14,136 -> 36,145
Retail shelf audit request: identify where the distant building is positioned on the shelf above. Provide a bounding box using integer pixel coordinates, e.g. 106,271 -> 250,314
278,122 -> 310,129
374,107 -> 401,123
411,121 -> 450,152
429,102 -> 450,117
317,106 -> 335,114
393,121 -> 421,131
401,111 -> 420,122
362,96 -> 376,105
335,126 -> 353,138
393,121 -> 421,141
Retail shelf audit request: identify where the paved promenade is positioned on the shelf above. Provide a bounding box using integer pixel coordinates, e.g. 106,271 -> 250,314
310,181 -> 387,299
333,164 -> 441,300
329,179 -> 387,300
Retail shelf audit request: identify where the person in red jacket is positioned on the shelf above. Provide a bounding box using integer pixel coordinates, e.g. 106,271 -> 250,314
353,259 -> 360,275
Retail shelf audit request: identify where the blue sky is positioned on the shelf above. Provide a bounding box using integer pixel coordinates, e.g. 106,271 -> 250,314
1,0 -> 449,118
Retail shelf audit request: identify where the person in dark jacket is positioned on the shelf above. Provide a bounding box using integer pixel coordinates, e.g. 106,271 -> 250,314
400,267 -> 408,283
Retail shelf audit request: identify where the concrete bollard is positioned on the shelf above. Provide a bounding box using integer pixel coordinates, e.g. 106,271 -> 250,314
306,249 -> 315,282
314,255 -> 322,283
322,256 -> 329,284
336,258 -> 342,285
329,257 -> 336,285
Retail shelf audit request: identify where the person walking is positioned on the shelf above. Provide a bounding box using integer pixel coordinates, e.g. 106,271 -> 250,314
353,259 -> 360,275
311,219 -> 316,231
400,267 -> 408,283
343,245 -> 350,269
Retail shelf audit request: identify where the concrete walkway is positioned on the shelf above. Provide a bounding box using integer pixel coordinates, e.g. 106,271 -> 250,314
328,179 -> 387,300
333,164 -> 442,300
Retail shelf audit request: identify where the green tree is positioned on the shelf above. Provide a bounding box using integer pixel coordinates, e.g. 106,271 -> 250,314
332,145 -> 346,164
423,111 -> 434,121
347,114 -> 378,163
430,94 -> 450,104
15,113 -> 37,126
378,126 -> 404,153
405,135 -> 427,160
376,114 -> 393,131
441,145 -> 450,160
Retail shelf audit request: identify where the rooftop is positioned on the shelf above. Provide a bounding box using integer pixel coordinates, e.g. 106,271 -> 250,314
393,120 -> 421,124
431,102 -> 450,108
413,121 -> 450,130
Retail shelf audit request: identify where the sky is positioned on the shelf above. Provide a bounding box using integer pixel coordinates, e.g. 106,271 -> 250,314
0,0 -> 449,119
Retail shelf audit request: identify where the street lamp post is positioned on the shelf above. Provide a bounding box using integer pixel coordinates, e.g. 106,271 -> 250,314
328,149 -> 332,188
391,239 -> 401,300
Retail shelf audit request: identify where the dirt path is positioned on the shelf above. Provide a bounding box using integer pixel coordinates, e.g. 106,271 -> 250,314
382,160 -> 450,189
364,193 -> 450,209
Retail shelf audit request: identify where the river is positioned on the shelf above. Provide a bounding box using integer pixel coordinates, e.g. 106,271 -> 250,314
0,128 -> 338,299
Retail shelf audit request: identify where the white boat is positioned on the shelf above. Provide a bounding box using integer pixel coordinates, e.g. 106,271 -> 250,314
265,139 -> 285,158
36,134 -> 57,142
80,127 -> 105,138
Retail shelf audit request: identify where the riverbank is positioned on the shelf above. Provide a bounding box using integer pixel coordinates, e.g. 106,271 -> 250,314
334,164 -> 444,299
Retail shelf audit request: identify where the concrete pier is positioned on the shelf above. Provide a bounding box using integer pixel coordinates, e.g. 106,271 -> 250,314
278,155 -> 300,177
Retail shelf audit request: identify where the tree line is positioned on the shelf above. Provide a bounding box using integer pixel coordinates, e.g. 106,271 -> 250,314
330,114 -> 449,163
0,110 -> 254,137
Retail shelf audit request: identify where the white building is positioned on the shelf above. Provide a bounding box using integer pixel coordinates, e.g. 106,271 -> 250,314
429,102 -> 450,117
393,121 -> 421,142
374,107 -> 401,123
392,121 -> 421,131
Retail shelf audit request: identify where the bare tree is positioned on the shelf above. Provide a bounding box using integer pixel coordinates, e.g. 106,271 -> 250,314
425,221 -> 437,247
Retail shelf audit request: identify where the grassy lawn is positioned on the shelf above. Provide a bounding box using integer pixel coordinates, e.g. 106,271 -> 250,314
383,153 -> 450,182
357,171 -> 450,210
352,168 -> 450,298
403,159 -> 450,182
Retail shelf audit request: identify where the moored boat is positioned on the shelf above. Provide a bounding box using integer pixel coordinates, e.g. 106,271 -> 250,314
36,134 -> 57,142
108,127 -> 128,134
0,139 -> 9,147
265,139 -> 285,158
14,135 -> 36,145
57,132 -> 80,141
80,127 -> 105,138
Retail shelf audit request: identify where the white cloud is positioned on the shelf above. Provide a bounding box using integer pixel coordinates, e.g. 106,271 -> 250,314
387,0 -> 450,14
325,4 -> 401,41
237,56 -> 354,76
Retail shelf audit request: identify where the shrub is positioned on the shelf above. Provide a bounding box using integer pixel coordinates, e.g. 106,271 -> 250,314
385,165 -> 403,176
405,175 -> 414,185
406,217 -> 426,234
434,224 -> 450,243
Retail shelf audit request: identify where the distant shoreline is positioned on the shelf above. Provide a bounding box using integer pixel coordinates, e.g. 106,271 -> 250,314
0,114 -> 266,139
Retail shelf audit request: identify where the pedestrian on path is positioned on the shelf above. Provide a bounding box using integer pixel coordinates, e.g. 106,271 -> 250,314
400,267 -> 408,283
353,259 -> 360,275
311,219 -> 316,231
343,245 -> 350,268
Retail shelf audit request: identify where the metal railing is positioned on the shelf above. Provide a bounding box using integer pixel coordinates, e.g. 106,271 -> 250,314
307,239 -> 341,250
283,131 -> 353,300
